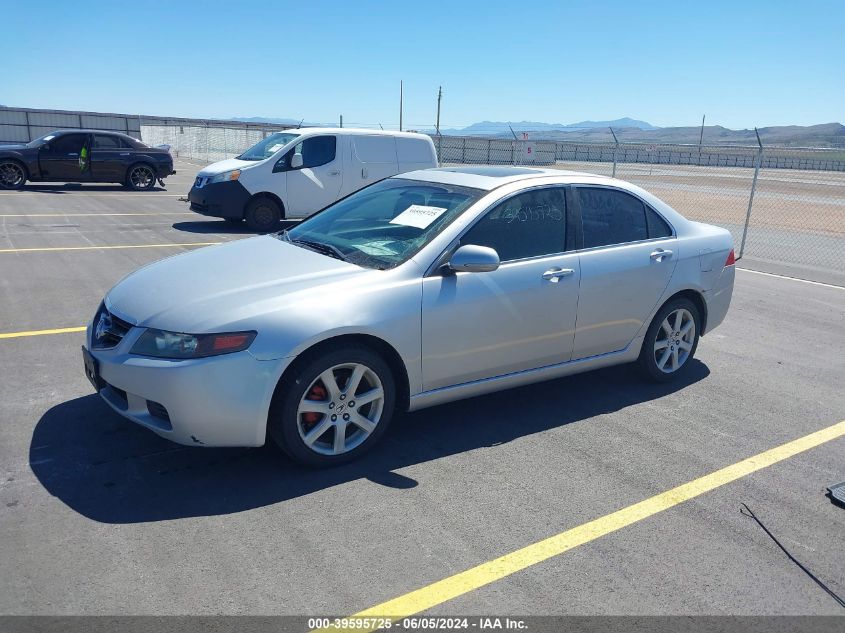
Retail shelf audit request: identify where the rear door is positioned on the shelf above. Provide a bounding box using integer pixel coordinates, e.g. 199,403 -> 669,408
349,135 -> 399,190
571,186 -> 677,360
38,133 -> 92,181
422,186 -> 580,390
90,133 -> 130,182
282,135 -> 343,217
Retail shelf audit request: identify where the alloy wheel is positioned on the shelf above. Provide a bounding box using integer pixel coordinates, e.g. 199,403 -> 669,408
130,166 -> 154,189
653,308 -> 696,373
0,162 -> 24,188
296,362 -> 385,456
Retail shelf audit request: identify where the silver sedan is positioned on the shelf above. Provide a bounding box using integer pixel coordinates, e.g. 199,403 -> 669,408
83,166 -> 735,466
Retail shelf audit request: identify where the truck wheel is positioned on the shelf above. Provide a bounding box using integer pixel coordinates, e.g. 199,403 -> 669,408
245,197 -> 282,232
0,160 -> 27,190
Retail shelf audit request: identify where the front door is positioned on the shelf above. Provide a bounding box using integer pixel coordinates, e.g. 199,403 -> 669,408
38,133 -> 91,182
571,186 -> 678,359
422,186 -> 579,391
284,135 -> 343,217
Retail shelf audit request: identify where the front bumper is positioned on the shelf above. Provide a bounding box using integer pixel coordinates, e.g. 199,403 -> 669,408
84,323 -> 290,447
188,180 -> 251,219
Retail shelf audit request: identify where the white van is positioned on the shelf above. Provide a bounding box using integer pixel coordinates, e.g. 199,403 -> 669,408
187,128 -> 438,230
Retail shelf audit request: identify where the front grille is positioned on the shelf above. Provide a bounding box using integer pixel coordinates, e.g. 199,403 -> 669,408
91,304 -> 132,349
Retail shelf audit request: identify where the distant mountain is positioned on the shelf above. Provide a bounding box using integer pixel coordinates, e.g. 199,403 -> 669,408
443,118 -> 657,136
506,122 -> 845,147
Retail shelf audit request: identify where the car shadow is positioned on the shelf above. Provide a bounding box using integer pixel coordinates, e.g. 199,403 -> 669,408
30,361 -> 709,524
21,183 -> 168,193
172,220 -> 299,235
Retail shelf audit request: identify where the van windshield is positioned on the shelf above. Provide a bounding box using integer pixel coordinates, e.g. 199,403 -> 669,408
280,178 -> 484,270
237,132 -> 300,161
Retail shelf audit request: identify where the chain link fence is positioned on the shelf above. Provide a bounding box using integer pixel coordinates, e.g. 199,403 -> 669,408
140,122 -> 293,164
436,138 -> 844,285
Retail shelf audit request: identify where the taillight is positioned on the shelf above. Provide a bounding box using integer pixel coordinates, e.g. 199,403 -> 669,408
725,249 -> 736,266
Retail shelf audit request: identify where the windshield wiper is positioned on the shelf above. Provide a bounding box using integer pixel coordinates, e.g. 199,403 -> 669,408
290,238 -> 349,262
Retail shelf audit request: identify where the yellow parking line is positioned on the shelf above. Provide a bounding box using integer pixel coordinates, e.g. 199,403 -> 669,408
0,212 -> 194,217
320,419 -> 845,631
0,326 -> 87,339
0,242 -> 220,253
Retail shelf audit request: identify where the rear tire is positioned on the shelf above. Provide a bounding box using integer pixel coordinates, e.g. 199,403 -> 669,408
125,163 -> 156,191
245,197 -> 282,232
638,298 -> 701,383
268,345 -> 396,467
0,160 -> 27,190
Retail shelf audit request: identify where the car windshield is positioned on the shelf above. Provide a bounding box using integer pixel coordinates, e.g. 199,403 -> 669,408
281,178 -> 484,270
237,132 -> 300,161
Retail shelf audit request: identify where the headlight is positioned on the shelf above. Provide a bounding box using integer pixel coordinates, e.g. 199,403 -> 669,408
130,329 -> 256,359
207,169 -> 241,184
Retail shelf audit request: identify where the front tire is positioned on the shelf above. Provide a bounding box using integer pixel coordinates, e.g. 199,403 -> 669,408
126,164 -> 156,191
245,197 -> 282,232
638,298 -> 701,382
269,345 -> 396,467
0,160 -> 27,190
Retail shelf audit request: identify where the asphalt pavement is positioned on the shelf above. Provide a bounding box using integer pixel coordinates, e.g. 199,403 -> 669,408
0,161 -> 843,617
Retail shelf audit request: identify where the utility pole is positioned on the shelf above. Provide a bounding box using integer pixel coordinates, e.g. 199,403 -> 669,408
339,115 -> 343,128
699,114 -> 706,147
435,86 -> 442,135
435,86 -> 443,167
399,80 -> 404,132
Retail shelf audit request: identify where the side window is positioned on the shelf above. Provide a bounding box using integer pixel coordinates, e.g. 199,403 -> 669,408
646,206 -> 673,238
461,187 -> 567,261
577,187 -> 648,248
93,134 -> 120,149
48,134 -> 87,153
276,136 -> 337,171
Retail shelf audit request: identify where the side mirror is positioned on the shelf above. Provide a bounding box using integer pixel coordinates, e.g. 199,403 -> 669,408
290,153 -> 304,169
448,244 -> 500,273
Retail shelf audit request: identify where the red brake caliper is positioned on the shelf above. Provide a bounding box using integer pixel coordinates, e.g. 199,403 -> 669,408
302,382 -> 328,428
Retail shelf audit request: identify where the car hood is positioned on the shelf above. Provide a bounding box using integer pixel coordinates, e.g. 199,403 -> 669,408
105,236 -> 369,332
196,157 -> 257,177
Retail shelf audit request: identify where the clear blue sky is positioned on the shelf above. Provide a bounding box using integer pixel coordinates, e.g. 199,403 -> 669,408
2,0 -> 842,130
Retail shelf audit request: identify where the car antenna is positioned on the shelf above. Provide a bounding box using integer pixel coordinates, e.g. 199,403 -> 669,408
296,119 -> 304,129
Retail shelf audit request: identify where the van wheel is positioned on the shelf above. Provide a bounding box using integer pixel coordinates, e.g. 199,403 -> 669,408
245,197 -> 282,232
268,345 -> 395,467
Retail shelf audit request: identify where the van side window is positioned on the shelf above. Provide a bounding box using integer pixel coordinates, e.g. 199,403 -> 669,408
577,187 -> 648,248
278,136 -> 337,171
461,187 -> 567,261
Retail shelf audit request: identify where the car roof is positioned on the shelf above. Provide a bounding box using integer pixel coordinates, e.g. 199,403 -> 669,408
397,165 -> 617,191
49,129 -> 135,137
287,127 -> 430,140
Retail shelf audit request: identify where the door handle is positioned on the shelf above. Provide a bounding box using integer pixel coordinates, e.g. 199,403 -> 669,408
650,249 -> 673,261
361,167 -> 368,179
328,170 -> 340,176
68,153 -> 79,157
542,268 -> 575,282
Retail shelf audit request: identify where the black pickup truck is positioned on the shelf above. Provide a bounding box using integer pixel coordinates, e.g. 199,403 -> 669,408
0,129 -> 174,190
